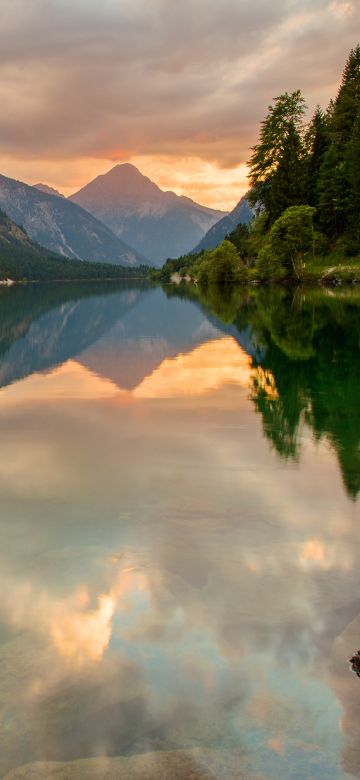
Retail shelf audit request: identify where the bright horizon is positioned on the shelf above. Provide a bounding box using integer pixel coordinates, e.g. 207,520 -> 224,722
0,1 -> 358,211
22,158 -> 250,213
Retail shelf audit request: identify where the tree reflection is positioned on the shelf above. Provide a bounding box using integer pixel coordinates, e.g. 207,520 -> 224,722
171,282 -> 360,499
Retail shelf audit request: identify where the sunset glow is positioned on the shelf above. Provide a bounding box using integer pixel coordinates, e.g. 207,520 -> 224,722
0,1 -> 358,208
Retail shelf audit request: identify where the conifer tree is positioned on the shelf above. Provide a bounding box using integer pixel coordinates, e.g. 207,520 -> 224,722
317,45 -> 360,236
346,107 -> 360,250
305,106 -> 329,206
331,44 -> 360,146
248,91 -> 307,224
317,144 -> 347,237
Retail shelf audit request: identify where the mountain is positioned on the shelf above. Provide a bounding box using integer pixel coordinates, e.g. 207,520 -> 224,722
0,173 -> 144,265
0,209 -> 149,281
0,208 -> 57,271
70,164 -> 226,266
33,183 -> 65,198
191,194 -> 253,253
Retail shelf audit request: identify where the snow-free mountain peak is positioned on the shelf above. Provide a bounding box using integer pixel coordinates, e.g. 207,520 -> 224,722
72,163 -> 163,205
70,164 -> 226,265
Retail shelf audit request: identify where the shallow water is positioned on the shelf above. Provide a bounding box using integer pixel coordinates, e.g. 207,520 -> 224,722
0,281 -> 359,779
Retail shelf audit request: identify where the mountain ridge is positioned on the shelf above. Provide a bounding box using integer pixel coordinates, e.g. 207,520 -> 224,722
33,183 -> 65,198
70,164 -> 227,265
0,173 -> 145,266
190,194 -> 253,254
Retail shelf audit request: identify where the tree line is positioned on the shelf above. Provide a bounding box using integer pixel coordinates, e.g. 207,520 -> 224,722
248,44 -> 360,253
154,45 -> 360,284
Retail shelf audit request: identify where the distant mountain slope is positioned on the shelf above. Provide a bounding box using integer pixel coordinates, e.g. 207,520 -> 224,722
0,208 -> 38,252
33,183 -> 65,198
0,209 -> 149,281
0,173 -> 144,265
191,195 -> 253,253
70,164 -> 226,266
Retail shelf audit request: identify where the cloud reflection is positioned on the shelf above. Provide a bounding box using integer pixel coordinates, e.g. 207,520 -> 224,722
0,309 -> 358,778
51,592 -> 115,664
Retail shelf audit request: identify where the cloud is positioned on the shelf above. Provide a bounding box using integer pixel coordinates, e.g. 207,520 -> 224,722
329,1 -> 355,18
0,0 -> 358,207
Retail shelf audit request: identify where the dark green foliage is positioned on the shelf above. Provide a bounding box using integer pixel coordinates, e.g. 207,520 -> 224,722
248,90 -> 307,224
331,44 -> 360,146
345,108 -> 360,251
317,143 -> 347,237
150,251 -> 202,282
256,205 -> 316,281
317,45 -> 360,238
194,241 -> 247,286
247,45 -> 360,248
151,241 -> 248,285
225,223 -> 250,262
154,44 -> 360,284
305,106 -> 329,206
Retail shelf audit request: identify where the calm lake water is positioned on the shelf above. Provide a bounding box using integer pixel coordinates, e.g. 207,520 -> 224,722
0,281 -> 359,780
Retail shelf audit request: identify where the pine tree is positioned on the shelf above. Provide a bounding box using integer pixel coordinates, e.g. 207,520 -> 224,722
248,91 -> 307,224
331,45 -> 360,147
317,144 -> 347,237
345,108 -> 360,251
271,121 -> 307,218
305,106 -> 329,206
317,45 -> 360,236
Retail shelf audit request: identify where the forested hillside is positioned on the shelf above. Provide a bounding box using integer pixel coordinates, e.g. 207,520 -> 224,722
154,45 -> 360,285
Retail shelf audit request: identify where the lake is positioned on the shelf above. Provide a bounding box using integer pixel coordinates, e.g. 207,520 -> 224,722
0,281 -> 359,780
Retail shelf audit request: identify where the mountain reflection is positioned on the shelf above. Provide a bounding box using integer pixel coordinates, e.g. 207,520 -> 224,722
1,280 -> 353,495
0,281 -> 359,779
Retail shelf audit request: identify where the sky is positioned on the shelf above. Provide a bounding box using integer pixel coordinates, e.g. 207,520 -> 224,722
0,0 -> 359,210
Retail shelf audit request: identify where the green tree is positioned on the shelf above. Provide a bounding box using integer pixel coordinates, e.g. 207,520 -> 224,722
305,106 -> 329,206
226,223 -> 249,256
317,144 -> 347,237
331,44 -> 360,146
346,107 -> 360,250
248,91 -> 307,224
257,205 -> 316,281
196,241 -> 247,286
317,45 -> 360,237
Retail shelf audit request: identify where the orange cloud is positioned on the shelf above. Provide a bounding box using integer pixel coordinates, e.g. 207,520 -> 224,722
0,1 -> 358,208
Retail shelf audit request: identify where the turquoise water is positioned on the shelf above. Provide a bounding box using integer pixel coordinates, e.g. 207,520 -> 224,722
0,282 -> 359,779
